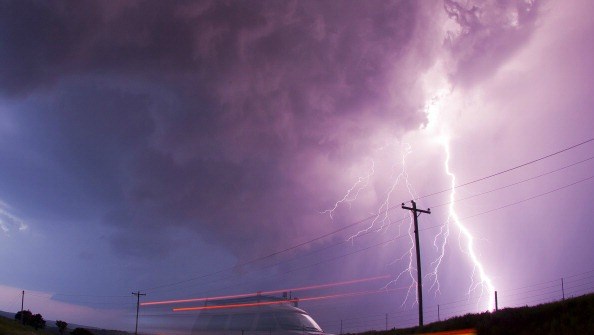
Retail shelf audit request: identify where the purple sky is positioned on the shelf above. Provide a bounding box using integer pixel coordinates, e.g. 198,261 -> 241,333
1,0 -> 593,333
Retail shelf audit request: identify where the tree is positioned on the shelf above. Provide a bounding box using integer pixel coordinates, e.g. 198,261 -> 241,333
14,310 -> 45,330
15,310 -> 32,324
70,328 -> 94,335
56,320 -> 68,334
30,313 -> 46,330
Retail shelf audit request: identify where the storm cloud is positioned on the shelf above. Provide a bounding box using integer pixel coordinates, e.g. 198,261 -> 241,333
1,0 -> 454,258
6,1 -> 590,333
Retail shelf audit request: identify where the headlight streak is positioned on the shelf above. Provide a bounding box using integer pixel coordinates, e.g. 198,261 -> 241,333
172,286 -> 409,312
142,275 -> 390,306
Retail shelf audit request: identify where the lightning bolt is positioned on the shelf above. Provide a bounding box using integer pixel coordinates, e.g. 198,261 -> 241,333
321,160 -> 375,220
0,200 -> 27,234
437,135 -> 495,310
323,142 -> 422,307
425,89 -> 495,310
347,143 -> 416,241
324,86 -> 496,313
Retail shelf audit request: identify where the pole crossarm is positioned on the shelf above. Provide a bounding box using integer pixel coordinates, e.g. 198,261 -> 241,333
401,200 -> 430,327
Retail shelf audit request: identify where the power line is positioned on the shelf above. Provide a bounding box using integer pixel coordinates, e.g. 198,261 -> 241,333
142,139 -> 593,293
433,175 -> 593,219
142,211 -> 402,293
145,173 -> 593,299
430,155 -> 594,208
415,137 -> 593,200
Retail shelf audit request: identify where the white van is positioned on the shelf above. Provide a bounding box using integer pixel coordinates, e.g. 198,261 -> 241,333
191,296 -> 328,335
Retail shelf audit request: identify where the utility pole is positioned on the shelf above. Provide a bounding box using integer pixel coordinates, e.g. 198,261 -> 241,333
132,291 -> 146,335
561,278 -> 565,301
21,290 -> 24,324
402,200 -> 430,327
495,291 -> 498,311
385,313 -> 388,331
438,305 -> 440,321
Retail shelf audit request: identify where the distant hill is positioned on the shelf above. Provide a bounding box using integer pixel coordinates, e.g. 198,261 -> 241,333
353,293 -> 594,335
0,311 -> 14,320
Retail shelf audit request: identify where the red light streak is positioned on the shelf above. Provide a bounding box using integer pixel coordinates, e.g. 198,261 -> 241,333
174,299 -> 300,312
173,286 -> 408,312
142,275 -> 390,306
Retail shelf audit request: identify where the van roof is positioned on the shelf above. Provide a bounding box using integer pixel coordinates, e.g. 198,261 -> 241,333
203,294 -> 296,307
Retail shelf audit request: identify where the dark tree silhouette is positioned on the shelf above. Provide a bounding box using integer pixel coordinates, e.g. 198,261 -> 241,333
30,313 -> 46,330
70,327 -> 95,335
14,309 -> 32,324
56,320 -> 68,334
14,310 -> 45,329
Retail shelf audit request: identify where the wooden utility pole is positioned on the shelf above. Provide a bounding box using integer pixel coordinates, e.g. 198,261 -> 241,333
21,290 -> 24,324
132,291 -> 146,335
495,291 -> 498,311
402,200 -> 430,327
561,278 -> 565,301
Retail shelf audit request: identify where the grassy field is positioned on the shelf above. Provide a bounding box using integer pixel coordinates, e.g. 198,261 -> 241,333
355,293 -> 594,335
0,316 -> 130,335
0,316 -> 51,335
3,293 -> 593,335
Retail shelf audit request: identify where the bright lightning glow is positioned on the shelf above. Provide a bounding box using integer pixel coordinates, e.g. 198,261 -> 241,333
421,63 -> 495,311
439,135 -> 495,310
323,63 -> 496,313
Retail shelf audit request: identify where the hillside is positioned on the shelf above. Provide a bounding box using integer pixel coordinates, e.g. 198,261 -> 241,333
0,316 -> 51,335
355,293 -> 594,335
0,316 -> 131,335
3,293 -> 593,335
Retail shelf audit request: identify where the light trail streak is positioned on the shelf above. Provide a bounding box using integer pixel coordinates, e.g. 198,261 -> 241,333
173,287 -> 408,312
142,275 -> 390,306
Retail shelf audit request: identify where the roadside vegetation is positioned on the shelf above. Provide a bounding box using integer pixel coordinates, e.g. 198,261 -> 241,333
354,293 -> 594,335
0,312 -> 99,335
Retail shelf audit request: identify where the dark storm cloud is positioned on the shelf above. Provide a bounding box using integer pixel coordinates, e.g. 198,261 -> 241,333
0,1 -> 101,95
444,0 -> 539,86
1,1 -> 443,258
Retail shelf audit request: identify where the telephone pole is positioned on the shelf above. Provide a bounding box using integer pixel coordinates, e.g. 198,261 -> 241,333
402,200 -> 430,327
132,291 -> 146,335
21,290 -> 24,324
495,291 -> 498,311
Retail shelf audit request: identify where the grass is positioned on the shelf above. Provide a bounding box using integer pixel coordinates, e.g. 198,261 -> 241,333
0,316 -> 51,335
352,293 -> 594,335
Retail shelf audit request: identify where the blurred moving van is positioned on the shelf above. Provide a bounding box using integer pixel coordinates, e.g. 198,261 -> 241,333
191,295 -> 328,335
